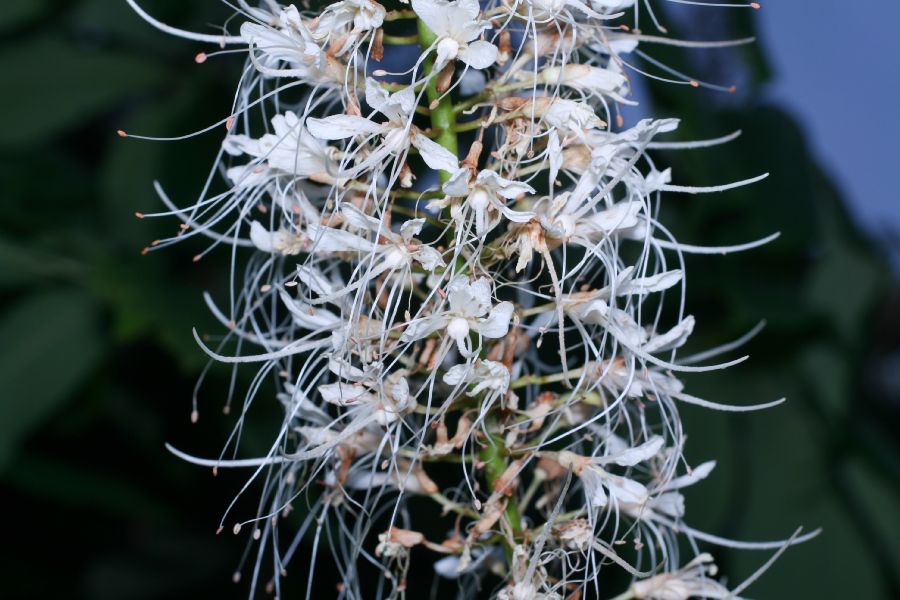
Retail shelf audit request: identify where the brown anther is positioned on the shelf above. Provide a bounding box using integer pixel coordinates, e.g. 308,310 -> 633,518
372,28 -> 384,62
436,62 -> 455,94
497,30 -> 511,65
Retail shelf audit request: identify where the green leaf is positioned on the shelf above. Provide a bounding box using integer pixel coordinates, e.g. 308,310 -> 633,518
0,0 -> 50,33
0,235 -> 86,288
0,36 -> 167,146
0,289 -> 105,471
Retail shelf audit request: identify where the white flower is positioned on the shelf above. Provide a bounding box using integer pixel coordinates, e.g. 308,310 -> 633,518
401,276 -> 514,356
558,436 -> 663,509
306,205 -> 445,282
438,168 -> 535,235
241,5 -> 345,83
319,369 -> 416,426
412,0 -> 498,69
248,221 -> 307,255
312,0 -> 385,55
223,111 -> 334,184
307,78 -> 459,175
565,296 -> 695,354
443,359 -> 510,396
630,554 -> 733,600
241,5 -> 320,67
539,64 -> 630,102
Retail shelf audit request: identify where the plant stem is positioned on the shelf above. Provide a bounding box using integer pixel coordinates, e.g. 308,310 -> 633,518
416,14 -> 520,568
480,432 -> 522,565
417,20 -> 457,183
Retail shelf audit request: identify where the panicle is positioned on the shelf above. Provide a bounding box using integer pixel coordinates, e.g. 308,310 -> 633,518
126,0 -> 814,598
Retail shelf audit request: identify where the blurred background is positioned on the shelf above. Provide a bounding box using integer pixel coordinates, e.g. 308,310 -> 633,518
0,1 -> 897,598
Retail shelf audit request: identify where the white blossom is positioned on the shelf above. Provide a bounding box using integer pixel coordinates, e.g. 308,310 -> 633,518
412,0 -> 498,70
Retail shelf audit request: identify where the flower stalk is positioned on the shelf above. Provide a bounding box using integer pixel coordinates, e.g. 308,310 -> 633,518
417,18 -> 457,183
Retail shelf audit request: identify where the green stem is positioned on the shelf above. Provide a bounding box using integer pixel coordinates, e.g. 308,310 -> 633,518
417,20 -> 457,183
480,432 -> 522,564
415,13 -> 521,569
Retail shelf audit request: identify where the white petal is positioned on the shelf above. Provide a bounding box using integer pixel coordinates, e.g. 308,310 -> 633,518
458,40 -> 497,70
581,468 -> 608,508
319,383 -> 373,406
475,301 -> 514,338
650,492 -> 685,518
249,221 -> 275,252
400,218 -> 425,242
442,167 -> 471,197
548,132 -> 563,185
449,277 -> 491,316
601,435 -> 664,467
475,170 -> 534,198
411,0 -> 452,37
341,204 -> 381,233
607,475 -> 649,505
307,114 -> 383,140
587,201 -> 643,232
443,364 -> 469,387
660,460 -> 716,492
281,294 -> 340,330
400,315 -> 447,343
364,77 -> 391,113
412,246 -> 445,271
412,132 -> 459,172
296,265 -> 339,297
307,223 -> 374,253
617,269 -> 683,296
643,316 -> 695,353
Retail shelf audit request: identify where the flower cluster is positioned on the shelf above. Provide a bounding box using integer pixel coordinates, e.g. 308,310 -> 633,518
127,0 -> 813,598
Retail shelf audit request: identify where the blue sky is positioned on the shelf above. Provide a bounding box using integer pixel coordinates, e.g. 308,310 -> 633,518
756,1 -> 900,242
